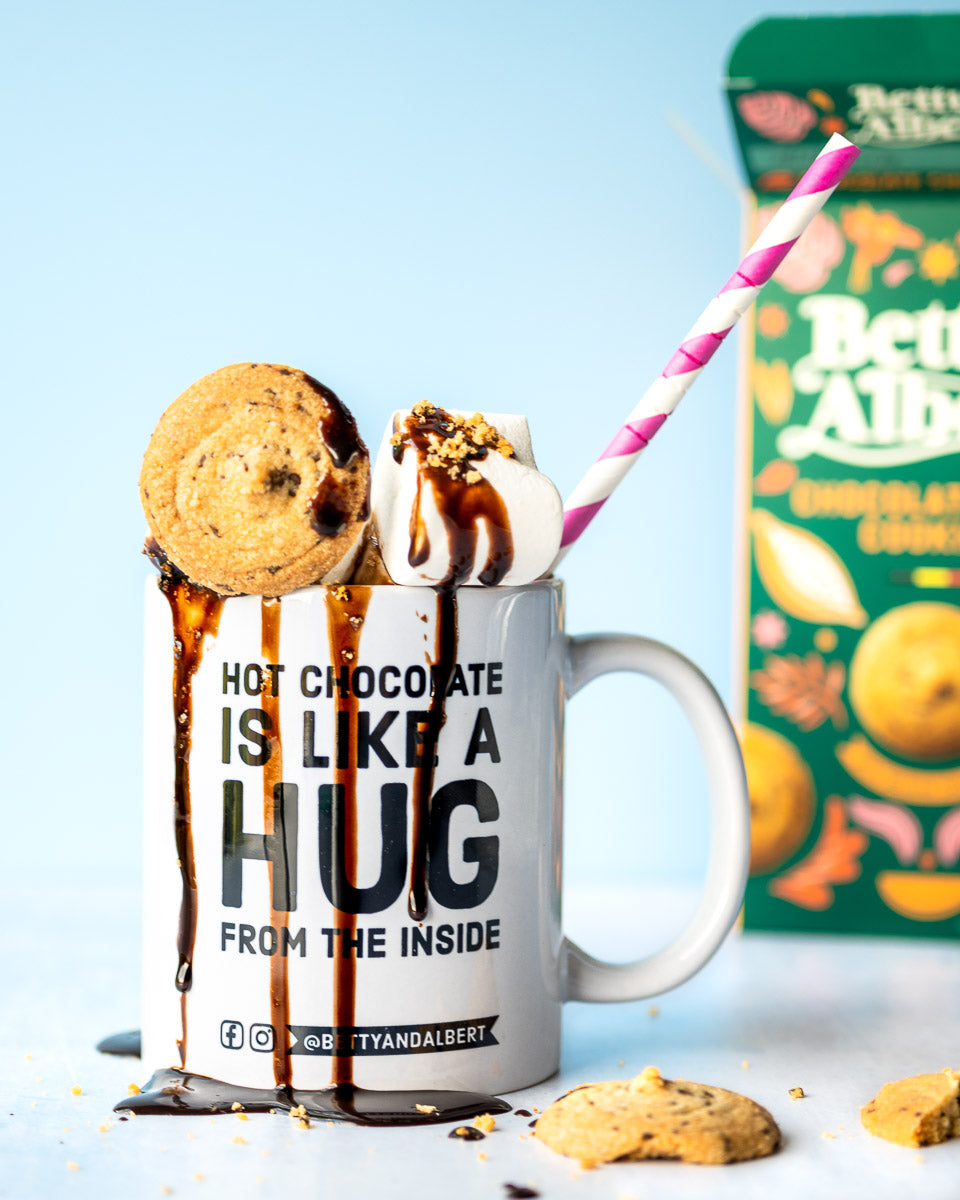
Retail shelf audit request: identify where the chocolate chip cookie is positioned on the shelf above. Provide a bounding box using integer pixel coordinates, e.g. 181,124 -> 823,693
140,363 -> 369,596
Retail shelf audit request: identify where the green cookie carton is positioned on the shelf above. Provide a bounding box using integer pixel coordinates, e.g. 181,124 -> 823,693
726,13 -> 960,937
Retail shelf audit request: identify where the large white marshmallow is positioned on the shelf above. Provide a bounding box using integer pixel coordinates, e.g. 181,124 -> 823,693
371,410 -> 562,587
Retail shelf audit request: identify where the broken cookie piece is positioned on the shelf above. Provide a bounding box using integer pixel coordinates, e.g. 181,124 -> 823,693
861,1070 -> 960,1147
534,1067 -> 781,1168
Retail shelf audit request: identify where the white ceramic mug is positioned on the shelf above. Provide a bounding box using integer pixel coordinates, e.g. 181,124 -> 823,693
141,578 -> 748,1097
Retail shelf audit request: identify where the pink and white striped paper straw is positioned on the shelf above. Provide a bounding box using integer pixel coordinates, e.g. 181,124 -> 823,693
554,132 -> 860,565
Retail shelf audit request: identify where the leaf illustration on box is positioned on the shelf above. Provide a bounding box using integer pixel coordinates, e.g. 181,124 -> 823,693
848,796 -> 923,865
753,458 -> 798,496
881,259 -> 915,288
840,203 -> 924,293
753,359 -> 793,425
751,510 -> 868,628
934,808 -> 960,868
769,797 -> 868,911
806,88 -> 834,113
751,651 -> 848,731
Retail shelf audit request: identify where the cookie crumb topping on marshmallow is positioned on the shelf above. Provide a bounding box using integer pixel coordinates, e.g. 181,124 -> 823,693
390,401 -> 514,482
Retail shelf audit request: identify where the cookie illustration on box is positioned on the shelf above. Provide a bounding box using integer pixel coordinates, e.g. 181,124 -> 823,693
849,603 -> 960,762
740,723 -> 815,876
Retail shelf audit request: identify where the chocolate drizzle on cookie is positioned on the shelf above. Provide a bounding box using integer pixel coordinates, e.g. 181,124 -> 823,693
301,372 -> 365,471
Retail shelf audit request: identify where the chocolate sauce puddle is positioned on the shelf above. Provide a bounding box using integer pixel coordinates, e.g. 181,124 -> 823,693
261,598 -> 290,1087
96,1030 -> 141,1057
160,572 -> 225,1065
115,1068 -> 509,1124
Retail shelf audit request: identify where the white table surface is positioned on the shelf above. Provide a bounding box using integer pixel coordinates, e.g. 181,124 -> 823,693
4,879 -> 959,1200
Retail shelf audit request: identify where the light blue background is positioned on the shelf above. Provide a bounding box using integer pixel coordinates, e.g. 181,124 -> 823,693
4,0 -> 952,896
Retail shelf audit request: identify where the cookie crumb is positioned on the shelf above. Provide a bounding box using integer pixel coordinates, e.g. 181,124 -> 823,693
415,1103 -> 438,1114
230,1102 -> 244,1112
741,1060 -> 750,1069
159,1188 -> 172,1196
789,1087 -> 805,1100
66,1162 -> 79,1172
823,1131 -> 836,1139
474,1113 -> 496,1133
648,1005 -> 660,1018
193,1173 -> 204,1181
296,1118 -> 310,1130
70,1086 -> 82,1096
630,1065 -> 666,1091
236,1113 -> 249,1121
128,1083 -> 141,1096
232,1136 -> 246,1145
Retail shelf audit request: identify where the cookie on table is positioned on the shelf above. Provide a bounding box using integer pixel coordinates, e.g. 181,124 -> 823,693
861,1070 -> 960,1147
850,602 -> 960,761
740,723 -> 815,875
140,363 -> 369,597
534,1067 -> 781,1168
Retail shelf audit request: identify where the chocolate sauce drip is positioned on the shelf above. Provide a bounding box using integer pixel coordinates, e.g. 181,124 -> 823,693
261,598 -> 290,1087
396,407 -> 514,589
407,588 -> 457,920
513,1108 -> 532,1118
324,585 -> 373,1087
96,1030 -> 141,1057
448,1124 -> 486,1140
301,373 -> 366,470
503,1186 -> 540,1199
159,576 -> 225,1066
114,1068 -> 510,1126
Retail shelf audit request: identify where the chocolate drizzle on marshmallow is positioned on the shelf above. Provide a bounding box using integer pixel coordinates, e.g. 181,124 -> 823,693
391,403 -> 515,589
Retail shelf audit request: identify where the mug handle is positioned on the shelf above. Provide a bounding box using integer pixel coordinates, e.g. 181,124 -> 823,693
561,633 -> 750,1002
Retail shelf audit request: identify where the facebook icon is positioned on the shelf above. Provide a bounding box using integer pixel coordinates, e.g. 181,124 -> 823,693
220,1020 -> 244,1050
